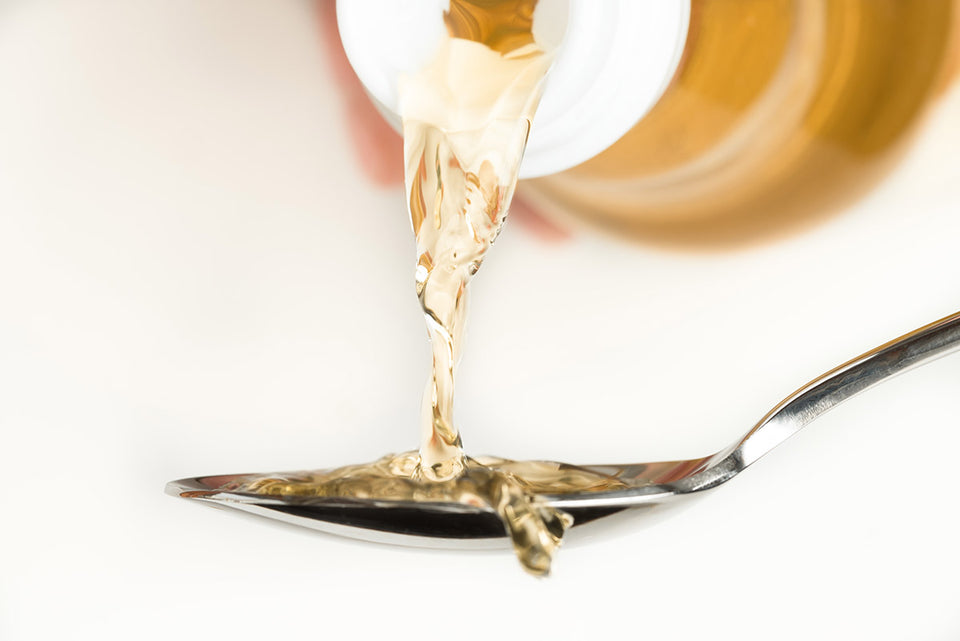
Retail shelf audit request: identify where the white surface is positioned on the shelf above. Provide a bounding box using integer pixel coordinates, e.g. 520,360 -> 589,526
1,1 -> 959,639
338,0 -> 690,177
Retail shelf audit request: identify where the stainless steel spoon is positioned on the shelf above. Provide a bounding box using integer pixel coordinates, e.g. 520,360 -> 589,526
167,310 -> 960,548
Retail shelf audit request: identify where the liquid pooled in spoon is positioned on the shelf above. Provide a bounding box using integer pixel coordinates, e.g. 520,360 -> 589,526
222,0 -> 626,576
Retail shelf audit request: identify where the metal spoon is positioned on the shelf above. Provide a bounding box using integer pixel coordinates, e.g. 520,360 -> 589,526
167,310 -> 960,548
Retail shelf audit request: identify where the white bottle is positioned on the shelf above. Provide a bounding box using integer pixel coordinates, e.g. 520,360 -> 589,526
335,0 -> 690,178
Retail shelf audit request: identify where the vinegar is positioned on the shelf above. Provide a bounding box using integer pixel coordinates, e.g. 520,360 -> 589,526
224,0 -> 622,577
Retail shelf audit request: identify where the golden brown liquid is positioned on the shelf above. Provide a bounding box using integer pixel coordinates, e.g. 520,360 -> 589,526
208,1 -> 959,574
523,0 -> 959,248
222,452 -> 626,576
222,0 -> 623,576
402,6 -> 550,481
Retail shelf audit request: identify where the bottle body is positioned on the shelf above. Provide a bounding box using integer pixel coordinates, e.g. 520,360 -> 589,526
522,0 -> 959,247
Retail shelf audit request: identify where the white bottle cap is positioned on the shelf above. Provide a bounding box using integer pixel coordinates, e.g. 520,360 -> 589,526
336,0 -> 690,178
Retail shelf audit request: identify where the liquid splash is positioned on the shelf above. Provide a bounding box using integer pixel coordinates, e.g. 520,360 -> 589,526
223,453 -> 627,576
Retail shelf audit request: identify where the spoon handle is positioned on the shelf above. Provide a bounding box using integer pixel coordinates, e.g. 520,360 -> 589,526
742,309 -> 960,461
685,310 -> 960,492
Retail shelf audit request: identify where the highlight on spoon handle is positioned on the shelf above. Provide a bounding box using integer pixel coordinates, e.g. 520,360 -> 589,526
717,309 -> 960,478
667,310 -> 960,497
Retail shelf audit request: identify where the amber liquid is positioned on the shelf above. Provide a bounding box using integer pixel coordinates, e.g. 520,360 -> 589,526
402,0 -> 564,482
524,0 -> 959,247
224,453 -> 626,576
224,0 -> 623,577
210,0 -> 959,574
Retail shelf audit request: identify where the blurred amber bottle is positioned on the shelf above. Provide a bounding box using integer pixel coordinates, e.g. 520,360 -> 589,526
522,0 -> 960,247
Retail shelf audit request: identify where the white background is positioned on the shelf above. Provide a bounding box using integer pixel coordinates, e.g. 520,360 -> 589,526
1,1 -> 958,639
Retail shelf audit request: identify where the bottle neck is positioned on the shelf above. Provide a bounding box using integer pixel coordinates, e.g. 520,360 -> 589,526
336,0 -> 691,178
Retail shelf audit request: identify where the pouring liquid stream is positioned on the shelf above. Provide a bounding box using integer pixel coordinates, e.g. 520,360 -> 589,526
219,0 -> 628,576
406,0 -> 551,481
